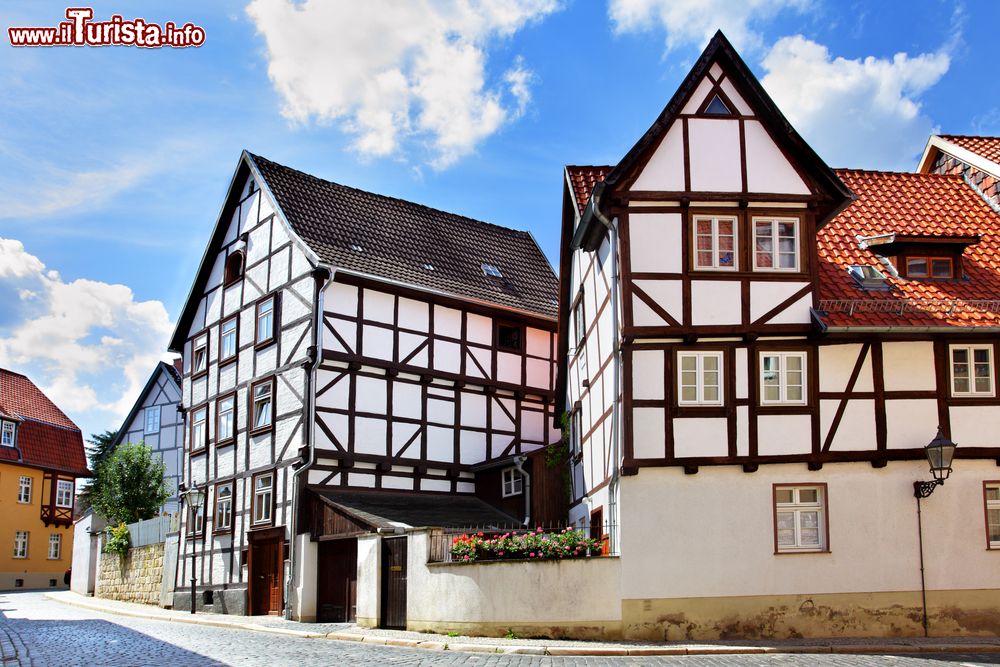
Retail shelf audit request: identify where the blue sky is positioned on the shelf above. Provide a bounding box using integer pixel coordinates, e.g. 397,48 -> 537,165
1,0 -> 997,440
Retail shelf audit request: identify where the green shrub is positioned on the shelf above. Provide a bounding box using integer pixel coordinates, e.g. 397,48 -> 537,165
450,528 -> 601,562
104,522 -> 131,557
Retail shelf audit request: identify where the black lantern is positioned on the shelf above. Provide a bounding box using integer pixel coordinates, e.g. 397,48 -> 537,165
914,426 -> 957,498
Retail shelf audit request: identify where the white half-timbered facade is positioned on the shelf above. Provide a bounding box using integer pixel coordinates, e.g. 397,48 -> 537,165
168,152 -> 560,622
558,32 -> 1000,639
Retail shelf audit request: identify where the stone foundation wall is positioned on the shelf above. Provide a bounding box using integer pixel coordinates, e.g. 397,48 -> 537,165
97,544 -> 164,605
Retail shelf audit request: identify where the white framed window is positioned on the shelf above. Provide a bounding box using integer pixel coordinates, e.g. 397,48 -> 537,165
1,421 -> 14,446
253,472 -> 273,525
677,351 -> 724,405
217,395 -> 235,443
56,480 -> 74,508
191,406 -> 208,452
753,218 -> 800,271
251,380 -> 274,432
573,294 -> 586,349
192,335 -> 208,376
17,476 -> 31,504
48,534 -> 61,560
255,296 -> 275,345
950,345 -> 994,396
215,482 -> 233,532
693,216 -> 737,270
760,352 -> 807,404
13,531 -> 28,559
986,483 -> 1000,549
189,502 -> 204,536
774,485 -> 827,553
144,405 -> 161,434
570,409 -> 582,457
220,316 -> 238,362
502,468 -> 524,498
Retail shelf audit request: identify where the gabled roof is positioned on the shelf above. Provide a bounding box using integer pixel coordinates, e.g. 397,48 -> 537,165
940,135 -> 1000,165
918,135 -> 1000,179
572,30 -> 852,249
0,368 -> 88,476
816,169 -> 1000,329
110,360 -> 181,448
249,154 -> 558,319
566,165 -> 612,218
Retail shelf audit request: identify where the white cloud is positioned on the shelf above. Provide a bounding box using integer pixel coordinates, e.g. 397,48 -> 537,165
608,0 -> 809,53
245,0 -> 557,168
0,238 -> 173,432
760,36 -> 950,169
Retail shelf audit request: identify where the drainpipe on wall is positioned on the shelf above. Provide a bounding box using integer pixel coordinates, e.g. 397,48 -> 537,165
513,455 -> 531,527
582,182 -> 622,553
284,265 -> 333,620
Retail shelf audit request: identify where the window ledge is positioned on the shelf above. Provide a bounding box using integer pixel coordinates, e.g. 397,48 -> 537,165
254,339 -> 276,351
191,370 -> 208,381
774,549 -> 830,555
218,356 -> 238,368
249,426 -> 273,437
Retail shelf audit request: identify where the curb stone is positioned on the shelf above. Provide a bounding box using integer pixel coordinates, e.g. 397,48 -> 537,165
44,593 -> 1000,658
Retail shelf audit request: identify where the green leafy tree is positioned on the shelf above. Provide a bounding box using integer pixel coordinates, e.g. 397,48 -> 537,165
76,429 -> 119,515
91,441 -> 169,525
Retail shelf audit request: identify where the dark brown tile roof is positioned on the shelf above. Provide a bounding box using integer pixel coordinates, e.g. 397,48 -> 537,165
0,369 -> 88,476
940,135 -> 1000,164
250,154 -> 558,319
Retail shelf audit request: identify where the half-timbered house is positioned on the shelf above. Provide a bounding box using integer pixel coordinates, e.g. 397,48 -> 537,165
558,31 -> 1000,639
168,153 -> 561,621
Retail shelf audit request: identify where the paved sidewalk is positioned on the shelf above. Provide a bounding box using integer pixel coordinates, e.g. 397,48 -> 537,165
47,590 -> 1000,658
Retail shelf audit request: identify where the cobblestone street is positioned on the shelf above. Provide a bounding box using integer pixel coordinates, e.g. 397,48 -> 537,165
0,592 -> 996,666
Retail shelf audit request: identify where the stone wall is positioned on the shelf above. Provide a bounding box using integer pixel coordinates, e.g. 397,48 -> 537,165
97,544 -> 164,605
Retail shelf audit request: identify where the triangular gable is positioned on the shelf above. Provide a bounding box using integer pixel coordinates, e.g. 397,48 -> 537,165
110,361 -> 181,448
576,30 -> 852,251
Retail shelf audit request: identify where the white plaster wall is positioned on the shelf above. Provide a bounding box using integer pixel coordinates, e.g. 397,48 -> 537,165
619,460 -> 1000,600
632,408 -> 665,459
744,120 -> 810,195
819,344 -> 873,393
632,350 -> 665,400
950,405 -> 1000,447
674,418 -> 728,457
406,531 -> 622,626
680,77 -> 714,115
632,280 -> 682,327
356,535 -> 380,623
691,281 -> 742,325
819,399 -> 877,452
630,123 -> 686,192
689,119 -> 742,192
882,342 -> 937,392
885,399 -> 939,449
756,414 -> 812,456
749,281 -> 811,324
718,77 -> 752,115
629,214 -> 682,273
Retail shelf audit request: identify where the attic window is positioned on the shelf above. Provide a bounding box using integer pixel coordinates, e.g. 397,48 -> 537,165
349,243 -> 363,253
848,265 -> 890,291
224,251 -> 245,287
704,95 -> 732,116
482,263 -> 503,278
248,181 -> 256,195
905,256 -> 954,279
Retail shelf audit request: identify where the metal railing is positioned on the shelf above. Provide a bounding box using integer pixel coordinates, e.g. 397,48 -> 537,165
428,522 -> 615,563
819,298 -> 1000,317
127,514 -> 179,547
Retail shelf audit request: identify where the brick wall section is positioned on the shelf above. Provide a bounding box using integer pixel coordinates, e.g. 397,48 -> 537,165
97,544 -> 164,605
931,153 -> 1000,211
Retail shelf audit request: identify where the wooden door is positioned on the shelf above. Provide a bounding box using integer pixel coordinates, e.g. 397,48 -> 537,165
250,537 -> 283,615
379,537 -> 407,629
317,539 -> 358,623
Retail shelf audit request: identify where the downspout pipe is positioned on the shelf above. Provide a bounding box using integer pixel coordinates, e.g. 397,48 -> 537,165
581,183 -> 622,554
513,455 -> 531,528
285,265 -> 333,620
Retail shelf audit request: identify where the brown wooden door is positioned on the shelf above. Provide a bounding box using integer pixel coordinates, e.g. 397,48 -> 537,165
380,537 -> 407,629
250,537 -> 283,615
317,539 -> 358,623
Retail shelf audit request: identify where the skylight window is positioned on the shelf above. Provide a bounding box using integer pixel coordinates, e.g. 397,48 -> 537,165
482,263 -> 503,278
422,263 -> 434,271
349,243 -> 363,252
848,265 -> 890,291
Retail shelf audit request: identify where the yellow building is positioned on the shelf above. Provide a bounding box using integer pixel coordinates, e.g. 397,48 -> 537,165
0,369 -> 89,590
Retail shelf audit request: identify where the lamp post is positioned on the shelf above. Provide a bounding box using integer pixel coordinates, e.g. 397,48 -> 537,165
181,484 -> 205,615
913,426 -> 957,637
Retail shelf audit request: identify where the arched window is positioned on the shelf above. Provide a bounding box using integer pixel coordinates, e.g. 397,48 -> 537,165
224,251 -> 245,287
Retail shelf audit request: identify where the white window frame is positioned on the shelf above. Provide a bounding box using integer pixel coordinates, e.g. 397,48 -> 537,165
192,335 -> 208,375
191,406 -> 208,451
1,421 -> 14,446
693,216 -> 738,271
251,380 -> 274,432
217,395 -> 235,442
752,217 -> 800,272
759,352 -> 807,405
55,480 -> 74,508
189,503 -> 204,536
253,472 -> 274,526
17,476 -> 31,504
949,345 -> 994,397
13,531 -> 28,559
774,485 -> 827,553
256,296 -> 275,345
502,468 -> 524,498
220,316 -> 238,361
215,482 -> 233,531
573,295 -> 586,349
677,351 -> 724,406
144,405 -> 161,434
48,533 -> 61,560
987,483 -> 1000,549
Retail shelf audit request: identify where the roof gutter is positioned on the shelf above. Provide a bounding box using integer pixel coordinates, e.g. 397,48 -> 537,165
824,326 -> 1000,334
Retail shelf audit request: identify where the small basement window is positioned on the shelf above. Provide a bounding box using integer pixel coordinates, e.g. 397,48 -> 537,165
496,323 -> 523,353
482,263 -> 503,278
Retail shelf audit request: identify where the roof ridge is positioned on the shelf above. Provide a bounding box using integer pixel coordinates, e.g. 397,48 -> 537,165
940,133 -> 1000,140
833,168 -> 961,179
248,152 -> 532,238
17,415 -> 82,434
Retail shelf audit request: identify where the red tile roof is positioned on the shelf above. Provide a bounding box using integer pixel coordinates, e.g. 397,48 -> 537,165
940,135 -> 1000,165
817,170 -> 1000,328
566,165 -> 612,216
0,369 -> 88,476
564,164 -> 1000,329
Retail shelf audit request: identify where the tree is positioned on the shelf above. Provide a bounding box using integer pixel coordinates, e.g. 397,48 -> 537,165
90,441 -> 169,525
76,430 -> 119,515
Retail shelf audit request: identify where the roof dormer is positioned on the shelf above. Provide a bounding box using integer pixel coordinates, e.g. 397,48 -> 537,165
857,232 -> 980,281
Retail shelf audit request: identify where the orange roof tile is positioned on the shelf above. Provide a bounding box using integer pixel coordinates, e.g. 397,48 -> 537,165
940,135 -> 1000,165
566,165 -> 612,216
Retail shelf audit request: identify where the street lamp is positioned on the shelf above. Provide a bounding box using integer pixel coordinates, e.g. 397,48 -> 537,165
913,426 -> 957,637
181,484 -> 205,615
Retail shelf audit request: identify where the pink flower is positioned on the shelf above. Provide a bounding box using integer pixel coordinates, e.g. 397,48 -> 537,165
498,551 -> 504,556
529,552 -> 535,557
536,527 -> 543,532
